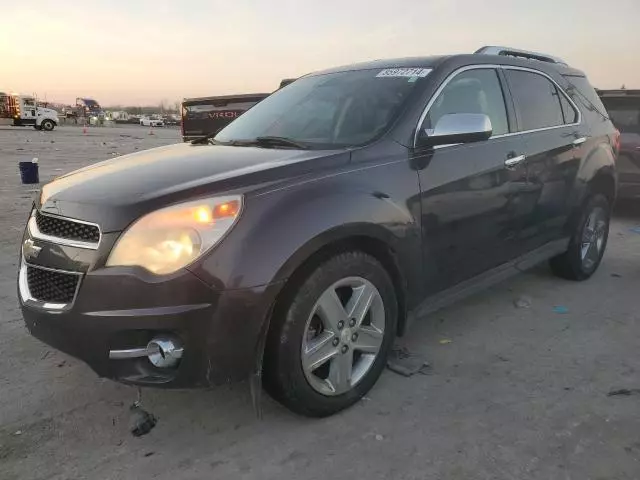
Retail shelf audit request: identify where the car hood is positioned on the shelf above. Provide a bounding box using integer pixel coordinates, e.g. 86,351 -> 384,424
39,142 -> 347,232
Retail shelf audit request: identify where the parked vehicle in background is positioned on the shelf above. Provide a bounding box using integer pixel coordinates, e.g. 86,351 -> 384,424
181,79 -> 297,141
19,46 -> 617,417
598,89 -> 640,199
140,116 -> 164,127
181,93 -> 271,141
0,93 -> 59,131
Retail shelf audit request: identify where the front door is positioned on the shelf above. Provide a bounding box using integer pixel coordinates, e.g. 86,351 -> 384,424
20,98 -> 37,125
414,67 -> 529,295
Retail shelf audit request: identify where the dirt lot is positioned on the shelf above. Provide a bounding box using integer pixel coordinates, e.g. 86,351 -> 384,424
1,125 -> 639,480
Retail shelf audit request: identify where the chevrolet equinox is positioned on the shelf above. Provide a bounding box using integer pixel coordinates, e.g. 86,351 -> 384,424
19,46 -> 618,417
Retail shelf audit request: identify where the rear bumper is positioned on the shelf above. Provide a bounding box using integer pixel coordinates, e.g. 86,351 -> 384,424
20,265 -> 281,387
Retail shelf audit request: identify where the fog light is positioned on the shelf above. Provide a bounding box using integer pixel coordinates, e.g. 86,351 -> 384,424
147,336 -> 184,368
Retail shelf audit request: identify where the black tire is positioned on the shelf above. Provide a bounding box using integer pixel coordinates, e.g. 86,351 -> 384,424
550,194 -> 610,280
264,251 -> 397,417
41,120 -> 55,131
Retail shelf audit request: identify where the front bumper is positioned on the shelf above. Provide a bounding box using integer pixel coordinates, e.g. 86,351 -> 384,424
19,261 -> 279,388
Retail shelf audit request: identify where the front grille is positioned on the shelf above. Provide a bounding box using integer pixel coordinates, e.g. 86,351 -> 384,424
35,211 -> 100,244
26,266 -> 80,303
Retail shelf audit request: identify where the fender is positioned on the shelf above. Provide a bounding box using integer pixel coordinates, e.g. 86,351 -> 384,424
194,167 -> 422,297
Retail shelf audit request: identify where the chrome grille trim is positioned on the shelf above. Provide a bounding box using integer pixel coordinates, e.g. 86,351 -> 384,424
28,210 -> 102,250
18,259 -> 83,311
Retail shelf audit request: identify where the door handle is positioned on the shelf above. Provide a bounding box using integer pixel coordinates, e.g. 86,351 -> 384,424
505,154 -> 526,168
572,137 -> 587,147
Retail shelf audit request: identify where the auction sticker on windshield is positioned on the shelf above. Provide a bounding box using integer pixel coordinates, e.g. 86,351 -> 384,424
376,68 -> 432,78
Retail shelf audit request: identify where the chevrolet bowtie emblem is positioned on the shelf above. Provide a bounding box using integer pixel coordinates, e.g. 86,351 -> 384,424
22,238 -> 42,261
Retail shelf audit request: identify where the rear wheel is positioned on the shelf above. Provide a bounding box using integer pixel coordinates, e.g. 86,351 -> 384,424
550,194 -> 610,280
264,251 -> 397,417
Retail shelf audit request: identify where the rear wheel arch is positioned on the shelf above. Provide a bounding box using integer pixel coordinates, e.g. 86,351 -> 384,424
588,171 -> 616,206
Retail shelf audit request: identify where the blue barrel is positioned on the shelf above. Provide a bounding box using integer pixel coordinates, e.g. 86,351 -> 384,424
19,161 -> 39,184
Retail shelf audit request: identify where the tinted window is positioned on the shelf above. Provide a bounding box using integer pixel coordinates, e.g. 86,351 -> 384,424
600,97 -> 640,134
216,68 -> 428,148
424,69 -> 509,136
506,70 -> 564,131
564,75 -> 608,117
559,92 -> 579,124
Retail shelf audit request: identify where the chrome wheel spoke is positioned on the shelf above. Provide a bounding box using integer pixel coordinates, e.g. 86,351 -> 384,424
346,283 -> 375,326
303,331 -> 337,371
316,288 -> 347,331
353,325 -> 383,354
327,347 -> 353,394
581,242 -> 591,260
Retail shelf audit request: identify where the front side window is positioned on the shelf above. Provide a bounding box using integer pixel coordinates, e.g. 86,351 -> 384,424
423,69 -> 509,136
215,68 -> 429,149
506,70 -> 565,131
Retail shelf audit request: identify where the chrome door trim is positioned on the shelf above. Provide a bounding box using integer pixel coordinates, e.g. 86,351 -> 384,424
413,64 -> 583,150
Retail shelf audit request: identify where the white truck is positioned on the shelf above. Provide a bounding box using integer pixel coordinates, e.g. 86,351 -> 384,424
0,93 -> 59,131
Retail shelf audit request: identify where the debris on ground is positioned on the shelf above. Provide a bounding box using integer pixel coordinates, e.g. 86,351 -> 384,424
13,430 -> 22,436
513,296 -> 532,308
375,434 -> 384,441
611,273 -> 622,278
629,226 -> 640,234
387,346 -> 431,377
607,388 -> 640,397
130,401 -> 157,437
144,452 -> 155,457
553,306 -> 569,314
439,339 -> 452,345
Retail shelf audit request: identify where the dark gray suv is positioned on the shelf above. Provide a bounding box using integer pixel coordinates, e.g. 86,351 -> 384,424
19,46 -> 617,417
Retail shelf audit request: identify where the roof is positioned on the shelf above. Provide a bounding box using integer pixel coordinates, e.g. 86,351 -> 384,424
307,52 -> 583,78
311,56 -> 447,76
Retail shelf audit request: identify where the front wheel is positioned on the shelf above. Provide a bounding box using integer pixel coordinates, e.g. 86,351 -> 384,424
550,194 -> 610,280
40,119 -> 55,131
264,251 -> 397,417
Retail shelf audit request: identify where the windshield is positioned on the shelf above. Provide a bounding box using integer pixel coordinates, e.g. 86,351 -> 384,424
214,68 -> 430,149
601,97 -> 640,134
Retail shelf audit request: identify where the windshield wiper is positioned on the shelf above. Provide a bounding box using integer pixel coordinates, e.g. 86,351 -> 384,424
190,131 -> 221,145
253,136 -> 310,149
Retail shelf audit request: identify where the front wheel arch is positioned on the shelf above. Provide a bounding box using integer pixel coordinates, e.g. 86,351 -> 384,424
269,231 -> 408,339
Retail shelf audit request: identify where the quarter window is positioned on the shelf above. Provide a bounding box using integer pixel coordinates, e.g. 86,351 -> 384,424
424,69 -> 509,136
559,92 -> 579,124
505,70 -> 566,131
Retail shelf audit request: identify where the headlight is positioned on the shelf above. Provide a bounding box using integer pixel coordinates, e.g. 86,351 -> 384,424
106,195 -> 242,275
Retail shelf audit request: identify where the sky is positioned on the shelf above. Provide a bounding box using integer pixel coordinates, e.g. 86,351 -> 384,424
1,0 -> 638,106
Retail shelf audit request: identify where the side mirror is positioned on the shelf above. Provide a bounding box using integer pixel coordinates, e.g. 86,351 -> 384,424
419,113 -> 492,147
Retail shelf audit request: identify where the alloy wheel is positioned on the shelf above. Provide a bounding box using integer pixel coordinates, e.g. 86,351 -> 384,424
581,206 -> 607,270
301,277 -> 385,396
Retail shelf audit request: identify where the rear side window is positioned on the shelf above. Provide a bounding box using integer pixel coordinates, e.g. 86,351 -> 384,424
424,68 -> 509,136
505,70 -> 565,131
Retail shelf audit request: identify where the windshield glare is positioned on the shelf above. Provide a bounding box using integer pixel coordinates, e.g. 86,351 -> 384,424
214,69 -> 426,148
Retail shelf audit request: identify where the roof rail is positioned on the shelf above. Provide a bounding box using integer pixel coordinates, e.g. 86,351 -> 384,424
475,46 -> 568,66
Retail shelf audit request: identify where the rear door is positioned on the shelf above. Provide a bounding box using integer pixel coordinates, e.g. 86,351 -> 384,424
415,67 -> 530,293
503,67 -> 585,251
599,92 -> 640,197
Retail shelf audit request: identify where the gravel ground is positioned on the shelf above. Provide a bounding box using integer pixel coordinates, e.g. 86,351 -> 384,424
1,125 -> 639,480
